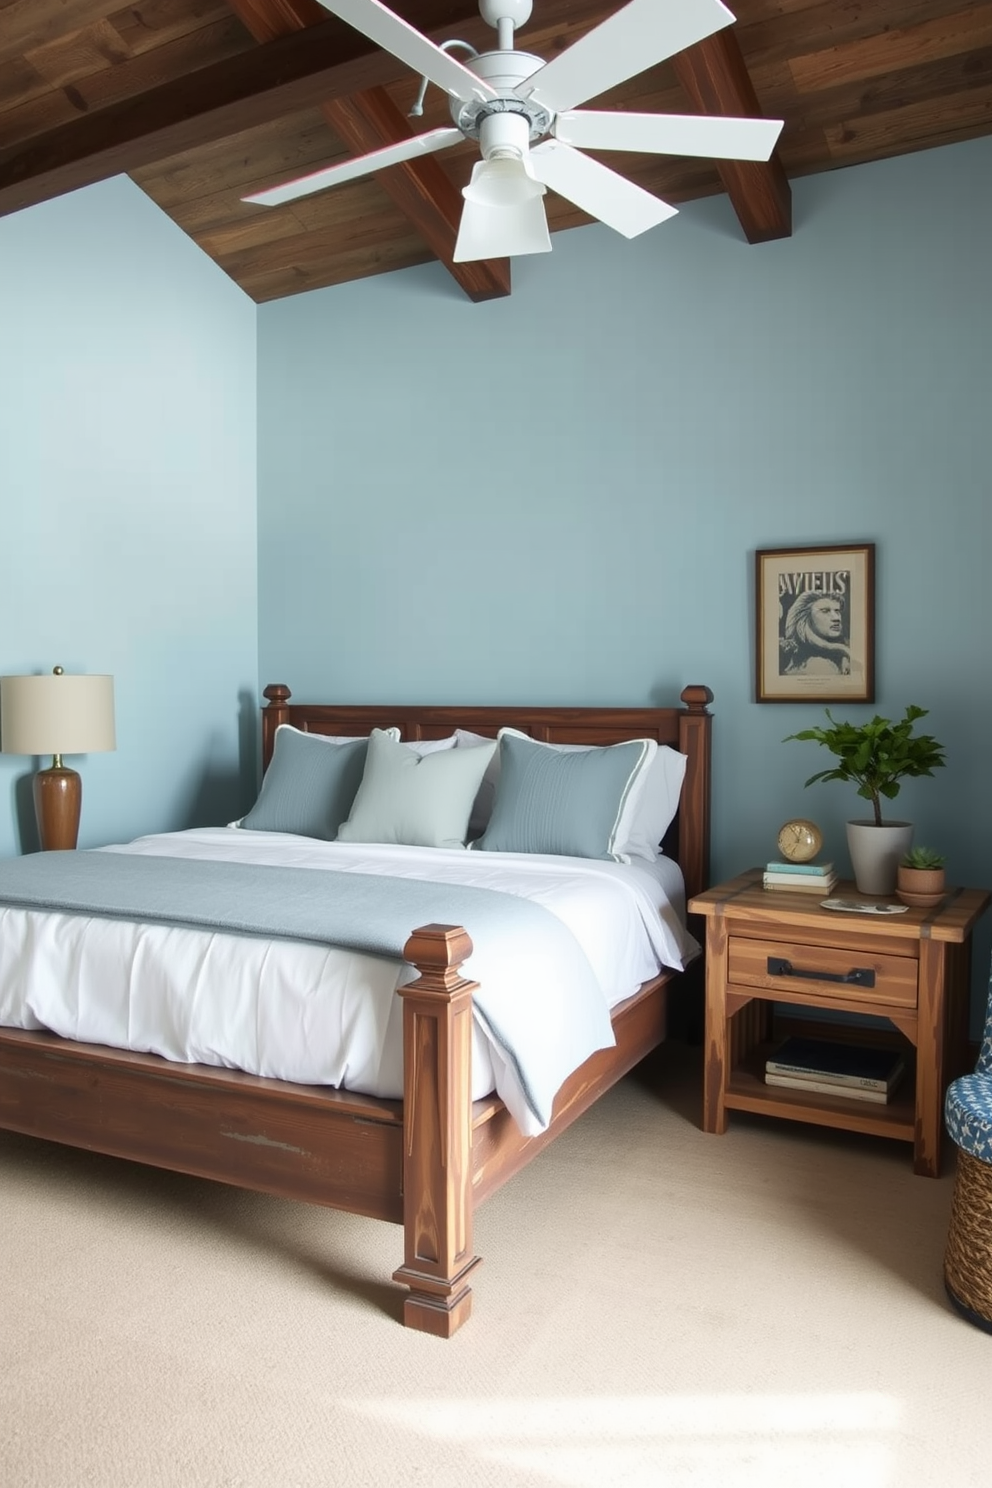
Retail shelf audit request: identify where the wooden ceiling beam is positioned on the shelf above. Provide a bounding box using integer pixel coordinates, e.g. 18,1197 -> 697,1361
0,2 -> 789,262
0,1 -> 513,220
672,29 -> 792,243
0,17 -> 408,218
226,0 -> 509,306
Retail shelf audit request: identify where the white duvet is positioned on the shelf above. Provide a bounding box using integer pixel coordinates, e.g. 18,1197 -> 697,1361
0,828 -> 699,1135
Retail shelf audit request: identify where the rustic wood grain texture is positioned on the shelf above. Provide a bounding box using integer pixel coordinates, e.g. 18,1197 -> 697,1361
0,19 -> 409,214
727,935 -> 919,1010
393,925 -> 480,1337
690,868 -> 991,1177
5,2 -> 985,299
703,902 -> 731,1134
0,1027 -> 406,1219
672,28 -> 791,240
788,4 -> 992,92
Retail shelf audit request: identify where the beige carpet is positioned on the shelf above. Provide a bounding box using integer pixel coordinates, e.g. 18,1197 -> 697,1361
0,1042 -> 986,1488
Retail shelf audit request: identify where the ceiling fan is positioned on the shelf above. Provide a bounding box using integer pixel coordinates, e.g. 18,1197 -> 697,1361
243,0 -> 784,262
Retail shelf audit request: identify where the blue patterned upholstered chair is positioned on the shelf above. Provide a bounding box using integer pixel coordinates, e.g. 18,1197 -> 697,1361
944,959 -> 992,1330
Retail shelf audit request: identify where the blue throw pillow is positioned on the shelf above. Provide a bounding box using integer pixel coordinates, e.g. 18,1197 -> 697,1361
238,725 -> 392,840
473,729 -> 655,861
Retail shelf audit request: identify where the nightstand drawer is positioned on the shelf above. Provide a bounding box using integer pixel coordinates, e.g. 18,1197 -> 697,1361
728,936 -> 918,1010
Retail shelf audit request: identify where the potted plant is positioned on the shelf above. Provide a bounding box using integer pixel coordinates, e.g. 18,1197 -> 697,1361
897,846 -> 947,907
784,705 -> 946,895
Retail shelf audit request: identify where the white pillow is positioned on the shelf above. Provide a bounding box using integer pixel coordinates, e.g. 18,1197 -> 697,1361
457,729 -> 685,860
622,745 -> 687,861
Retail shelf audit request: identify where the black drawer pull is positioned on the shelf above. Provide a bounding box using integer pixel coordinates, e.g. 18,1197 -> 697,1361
766,955 -> 875,988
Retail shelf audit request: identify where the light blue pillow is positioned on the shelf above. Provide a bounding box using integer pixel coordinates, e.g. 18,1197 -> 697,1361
473,729 -> 655,861
337,729 -> 497,849
238,725 -> 393,840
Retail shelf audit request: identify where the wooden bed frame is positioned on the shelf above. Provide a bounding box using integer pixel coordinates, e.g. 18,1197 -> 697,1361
0,683 -> 712,1337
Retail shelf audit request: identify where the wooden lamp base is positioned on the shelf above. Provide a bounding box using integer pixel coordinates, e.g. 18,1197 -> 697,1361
34,762 -> 82,851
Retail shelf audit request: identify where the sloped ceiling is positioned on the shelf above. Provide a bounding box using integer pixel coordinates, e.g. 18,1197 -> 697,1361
1,1 -> 990,302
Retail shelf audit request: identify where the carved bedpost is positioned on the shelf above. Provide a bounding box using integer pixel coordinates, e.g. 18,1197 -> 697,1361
261,684 -> 291,772
678,685 -> 714,903
393,924 -> 481,1337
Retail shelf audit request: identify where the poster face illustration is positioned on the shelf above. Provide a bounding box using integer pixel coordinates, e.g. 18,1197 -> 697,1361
755,544 -> 875,703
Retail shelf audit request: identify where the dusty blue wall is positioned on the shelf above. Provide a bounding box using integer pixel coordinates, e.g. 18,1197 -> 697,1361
0,177 -> 259,854
258,137 -> 992,1015
3,141 -> 988,1023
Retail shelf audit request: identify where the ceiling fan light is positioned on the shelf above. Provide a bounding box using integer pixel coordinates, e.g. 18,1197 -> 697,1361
453,190 -> 552,262
462,156 -> 545,209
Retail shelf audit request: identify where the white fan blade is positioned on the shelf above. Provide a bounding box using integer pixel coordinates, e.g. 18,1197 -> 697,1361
318,0 -> 497,104
242,128 -> 464,207
555,110 -> 783,162
519,0 -> 736,114
529,140 -> 677,239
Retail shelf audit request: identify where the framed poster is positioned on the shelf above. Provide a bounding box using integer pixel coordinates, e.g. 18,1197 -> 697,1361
755,543 -> 875,703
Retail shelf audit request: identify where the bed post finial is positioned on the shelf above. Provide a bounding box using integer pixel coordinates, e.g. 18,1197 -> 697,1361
393,924 -> 481,1337
261,684 -> 292,771
678,686 -> 713,902
679,684 -> 713,714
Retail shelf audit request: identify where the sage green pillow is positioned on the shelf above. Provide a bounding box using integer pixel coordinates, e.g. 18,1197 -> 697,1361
473,729 -> 655,860
337,729 -> 498,849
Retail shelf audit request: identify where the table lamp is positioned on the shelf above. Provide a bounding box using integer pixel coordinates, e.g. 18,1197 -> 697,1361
0,667 -> 116,850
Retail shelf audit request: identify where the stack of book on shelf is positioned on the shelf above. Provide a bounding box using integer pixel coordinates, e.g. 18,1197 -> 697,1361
763,860 -> 838,893
765,1036 -> 906,1103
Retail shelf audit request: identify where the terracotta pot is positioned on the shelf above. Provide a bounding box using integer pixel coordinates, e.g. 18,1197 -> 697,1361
896,864 -> 946,907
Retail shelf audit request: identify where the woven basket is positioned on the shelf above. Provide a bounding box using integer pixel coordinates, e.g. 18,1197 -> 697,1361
944,1148 -> 992,1333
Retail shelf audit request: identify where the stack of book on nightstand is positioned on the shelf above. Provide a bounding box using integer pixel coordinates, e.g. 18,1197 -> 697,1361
765,1036 -> 906,1103
763,860 -> 838,893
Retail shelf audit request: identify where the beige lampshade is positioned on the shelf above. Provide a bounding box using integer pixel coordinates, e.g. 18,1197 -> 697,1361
0,672 -> 116,756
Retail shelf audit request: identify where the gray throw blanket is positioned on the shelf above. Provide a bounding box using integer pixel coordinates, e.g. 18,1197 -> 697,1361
0,850 -> 615,1130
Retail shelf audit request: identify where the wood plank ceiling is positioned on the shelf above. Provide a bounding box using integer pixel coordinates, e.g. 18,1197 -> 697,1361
1,2 -> 990,303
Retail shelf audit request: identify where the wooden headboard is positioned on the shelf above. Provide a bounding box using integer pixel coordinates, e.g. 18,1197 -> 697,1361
259,684 -> 714,902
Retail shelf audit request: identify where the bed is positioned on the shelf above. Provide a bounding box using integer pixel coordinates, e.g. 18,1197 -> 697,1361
0,682 -> 713,1336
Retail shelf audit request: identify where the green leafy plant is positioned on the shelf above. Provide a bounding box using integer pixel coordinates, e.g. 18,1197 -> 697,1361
901,845 -> 946,870
784,705 -> 946,827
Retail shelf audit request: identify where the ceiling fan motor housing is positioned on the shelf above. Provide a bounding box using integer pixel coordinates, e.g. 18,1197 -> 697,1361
449,51 -> 553,141
479,0 -> 533,27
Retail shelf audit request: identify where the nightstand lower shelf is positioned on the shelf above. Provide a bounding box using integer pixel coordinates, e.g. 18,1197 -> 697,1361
725,1043 -> 916,1143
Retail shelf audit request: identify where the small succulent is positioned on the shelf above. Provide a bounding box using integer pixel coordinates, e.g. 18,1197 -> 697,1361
901,846 -> 946,870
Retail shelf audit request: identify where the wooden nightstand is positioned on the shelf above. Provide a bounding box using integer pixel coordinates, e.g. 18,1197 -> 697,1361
688,870 -> 991,1176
